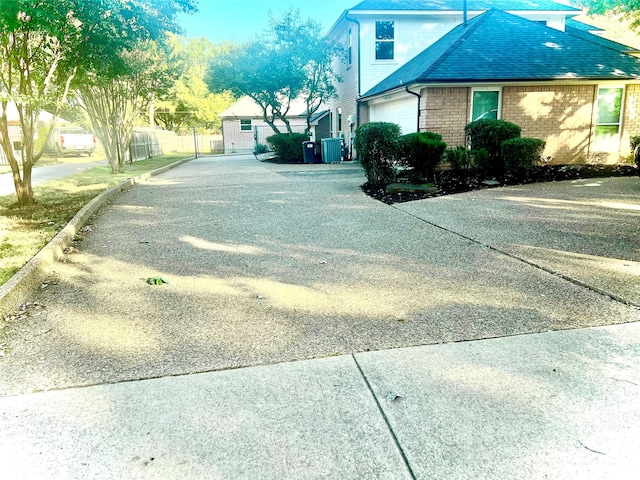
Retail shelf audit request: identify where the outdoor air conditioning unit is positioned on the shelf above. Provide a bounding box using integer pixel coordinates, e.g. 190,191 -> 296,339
346,115 -> 355,124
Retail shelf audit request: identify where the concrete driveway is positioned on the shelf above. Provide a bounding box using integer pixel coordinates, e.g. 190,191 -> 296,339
1,155 -> 639,478
2,154 -> 638,395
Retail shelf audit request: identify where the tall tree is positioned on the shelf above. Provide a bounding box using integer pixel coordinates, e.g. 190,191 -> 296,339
206,8 -> 340,135
154,35 -> 235,134
77,40 -> 174,173
0,0 -> 196,206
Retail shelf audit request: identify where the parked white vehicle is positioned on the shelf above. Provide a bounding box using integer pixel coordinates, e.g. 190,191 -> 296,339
47,127 -> 96,157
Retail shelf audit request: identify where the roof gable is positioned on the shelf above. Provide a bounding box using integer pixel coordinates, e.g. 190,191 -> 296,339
219,96 -> 309,118
363,9 -> 640,97
349,0 -> 580,13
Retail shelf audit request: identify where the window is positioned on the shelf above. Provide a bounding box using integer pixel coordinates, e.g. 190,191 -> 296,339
375,21 -> 394,60
337,108 -> 342,132
594,87 -> 623,151
347,28 -> 353,67
240,119 -> 252,131
472,89 -> 500,121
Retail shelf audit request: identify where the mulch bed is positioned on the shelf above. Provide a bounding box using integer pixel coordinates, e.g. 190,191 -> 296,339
362,164 -> 639,205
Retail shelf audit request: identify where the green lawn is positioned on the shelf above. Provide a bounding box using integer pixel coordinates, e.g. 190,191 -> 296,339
0,154 -> 190,286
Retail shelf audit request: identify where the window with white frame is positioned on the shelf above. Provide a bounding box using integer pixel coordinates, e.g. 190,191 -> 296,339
240,119 -> 252,131
375,21 -> 394,60
471,88 -> 501,121
594,86 -> 624,151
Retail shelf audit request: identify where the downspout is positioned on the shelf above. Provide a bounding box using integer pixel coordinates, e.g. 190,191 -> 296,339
344,12 -> 361,126
405,87 -> 422,132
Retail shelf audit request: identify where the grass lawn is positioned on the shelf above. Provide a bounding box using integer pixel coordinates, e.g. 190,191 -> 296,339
0,154 -> 190,287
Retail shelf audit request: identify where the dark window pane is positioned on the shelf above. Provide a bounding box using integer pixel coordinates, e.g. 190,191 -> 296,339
376,21 -> 394,40
376,41 -> 394,60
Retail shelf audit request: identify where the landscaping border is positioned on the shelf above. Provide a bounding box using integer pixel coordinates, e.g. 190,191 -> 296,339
0,156 -> 195,318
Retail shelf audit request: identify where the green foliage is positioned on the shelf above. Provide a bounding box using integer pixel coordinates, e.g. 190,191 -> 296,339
465,119 -> 521,178
154,35 -> 236,134
577,1 -> 640,28
443,146 -> 488,179
400,132 -> 447,179
0,0 -> 194,205
354,122 -> 402,186
266,133 -> 310,161
501,137 -> 546,180
255,144 -> 269,155
630,135 -> 640,151
206,8 -> 340,135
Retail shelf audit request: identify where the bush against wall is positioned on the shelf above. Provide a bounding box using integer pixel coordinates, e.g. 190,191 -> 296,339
465,119 -> 521,178
400,132 -> 447,179
266,133 -> 310,162
354,122 -> 402,186
443,146 -> 488,179
501,137 -> 546,180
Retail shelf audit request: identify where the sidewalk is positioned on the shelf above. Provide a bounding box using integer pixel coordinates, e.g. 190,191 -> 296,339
2,322 -> 639,479
1,154 -> 639,478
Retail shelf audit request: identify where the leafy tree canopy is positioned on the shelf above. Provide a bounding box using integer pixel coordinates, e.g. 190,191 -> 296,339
0,0 -> 196,205
206,8 -> 340,135
576,0 -> 640,27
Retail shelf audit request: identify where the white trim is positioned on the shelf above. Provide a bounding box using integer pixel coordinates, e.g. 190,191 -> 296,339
593,85 -> 625,152
470,86 -> 502,121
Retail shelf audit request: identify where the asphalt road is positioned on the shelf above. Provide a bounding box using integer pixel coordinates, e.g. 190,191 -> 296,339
0,157 -> 106,196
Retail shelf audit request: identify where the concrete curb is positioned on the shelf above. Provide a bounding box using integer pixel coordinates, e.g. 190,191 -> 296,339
0,156 -> 195,318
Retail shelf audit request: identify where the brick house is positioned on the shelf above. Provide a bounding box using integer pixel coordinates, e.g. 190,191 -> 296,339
323,0 -> 640,164
219,96 -> 330,154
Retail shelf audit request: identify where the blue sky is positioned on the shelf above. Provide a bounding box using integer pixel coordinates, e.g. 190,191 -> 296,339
178,0 -> 355,42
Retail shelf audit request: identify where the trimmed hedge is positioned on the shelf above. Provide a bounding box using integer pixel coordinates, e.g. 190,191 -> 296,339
465,119 -> 521,178
354,122 -> 401,186
400,132 -> 447,179
443,146 -> 488,178
501,137 -> 545,180
266,133 -> 310,162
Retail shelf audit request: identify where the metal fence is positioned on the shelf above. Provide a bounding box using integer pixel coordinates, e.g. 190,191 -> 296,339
129,128 -> 223,161
0,126 -> 24,166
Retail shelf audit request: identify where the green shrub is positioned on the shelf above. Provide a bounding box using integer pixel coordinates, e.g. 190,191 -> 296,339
443,146 -> 488,178
254,143 -> 269,155
501,137 -> 545,180
465,119 -> 521,178
354,122 -> 402,186
266,133 -> 310,162
400,132 -> 447,179
630,135 -> 640,152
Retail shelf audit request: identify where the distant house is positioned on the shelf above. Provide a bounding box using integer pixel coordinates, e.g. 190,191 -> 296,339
218,96 -> 331,154
323,0 -> 640,164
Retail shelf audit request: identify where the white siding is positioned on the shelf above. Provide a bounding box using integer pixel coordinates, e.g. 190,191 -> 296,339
359,15 -> 461,94
369,95 -> 418,134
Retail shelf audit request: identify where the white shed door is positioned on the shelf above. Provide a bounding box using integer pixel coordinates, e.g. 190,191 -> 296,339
369,96 -> 418,135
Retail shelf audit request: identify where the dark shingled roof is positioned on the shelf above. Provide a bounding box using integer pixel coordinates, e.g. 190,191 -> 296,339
362,9 -> 640,98
350,0 -> 580,12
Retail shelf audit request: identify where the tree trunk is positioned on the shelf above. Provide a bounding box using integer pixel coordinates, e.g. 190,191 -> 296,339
14,162 -> 35,206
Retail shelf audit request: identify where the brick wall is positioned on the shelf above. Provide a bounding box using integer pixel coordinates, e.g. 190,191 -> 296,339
622,84 -> 640,156
421,87 -> 469,147
503,85 -> 596,164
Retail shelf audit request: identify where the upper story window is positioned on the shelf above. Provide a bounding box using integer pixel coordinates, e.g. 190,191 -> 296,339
594,87 -> 624,151
375,21 -> 394,60
240,119 -> 252,131
347,28 -> 353,67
